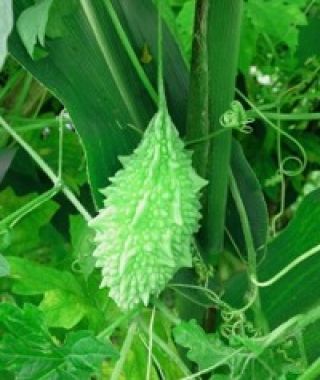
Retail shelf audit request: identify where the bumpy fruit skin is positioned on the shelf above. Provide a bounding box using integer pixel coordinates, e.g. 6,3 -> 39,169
89,108 -> 207,310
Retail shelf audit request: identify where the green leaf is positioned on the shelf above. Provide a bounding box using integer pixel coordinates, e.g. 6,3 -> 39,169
7,256 -> 85,329
0,0 -> 13,70
39,290 -> 88,330
0,254 -> 10,277
226,189 -> 320,360
257,190 -> 320,327
227,141 -> 268,253
7,256 -> 112,331
27,123 -> 87,193
297,17 -> 320,63
294,133 -> 320,165
175,1 -> 195,62
9,0 -> 187,207
173,319 -> 234,370
0,303 -> 118,380
246,0 -> 308,52
16,0 -> 54,58
0,188 -> 59,256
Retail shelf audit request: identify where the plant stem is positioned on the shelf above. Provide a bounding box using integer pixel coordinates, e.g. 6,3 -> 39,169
58,113 -> 64,180
186,0 -> 209,179
102,0 -> 158,105
98,307 -> 141,340
146,307 -> 155,380
139,334 -> 165,380
229,171 -> 268,334
0,185 -> 61,229
251,243 -> 320,288
79,0 -> 143,129
298,357 -> 320,380
204,0 -> 243,263
0,115 -> 92,222
139,320 -> 191,377
152,298 -> 181,325
13,72 -> 32,115
0,70 -> 24,101
249,111 -> 320,121
110,321 -> 137,380
181,348 -> 243,380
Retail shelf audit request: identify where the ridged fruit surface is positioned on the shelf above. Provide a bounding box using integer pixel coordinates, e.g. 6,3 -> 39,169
89,108 -> 207,310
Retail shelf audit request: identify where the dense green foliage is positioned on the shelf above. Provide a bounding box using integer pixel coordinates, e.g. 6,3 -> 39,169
1,0 -> 320,379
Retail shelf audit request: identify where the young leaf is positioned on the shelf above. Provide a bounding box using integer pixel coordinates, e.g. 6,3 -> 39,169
0,0 -> 13,70
173,319 -> 235,371
0,303 -> 118,380
16,0 -> 54,58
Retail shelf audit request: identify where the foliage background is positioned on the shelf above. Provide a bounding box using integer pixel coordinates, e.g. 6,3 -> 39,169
1,0 -> 320,379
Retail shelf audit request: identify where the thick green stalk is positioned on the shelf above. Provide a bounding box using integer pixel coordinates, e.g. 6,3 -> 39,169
186,0 -> 209,179
203,0 -> 243,263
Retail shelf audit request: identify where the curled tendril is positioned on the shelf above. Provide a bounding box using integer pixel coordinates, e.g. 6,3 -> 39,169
220,101 -> 254,134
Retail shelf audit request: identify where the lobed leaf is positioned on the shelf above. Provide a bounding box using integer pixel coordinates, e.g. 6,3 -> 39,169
0,303 -> 118,380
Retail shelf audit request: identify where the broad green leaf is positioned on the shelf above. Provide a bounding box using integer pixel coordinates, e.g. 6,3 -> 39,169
114,0 -> 190,131
297,17 -> 320,63
227,141 -> 268,253
7,255 -> 82,295
0,0 -> 13,70
0,188 -> 59,256
16,0 -> 54,58
0,253 -> 10,277
10,0 -> 189,207
226,189 -> 320,360
257,190 -> 320,326
10,1 -> 155,207
0,303 -> 118,380
295,133 -> 320,165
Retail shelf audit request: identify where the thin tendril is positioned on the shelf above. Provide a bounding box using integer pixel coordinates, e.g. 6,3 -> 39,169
251,243 -> 320,288
139,334 -> 166,380
236,89 -> 307,177
146,307 -> 156,380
